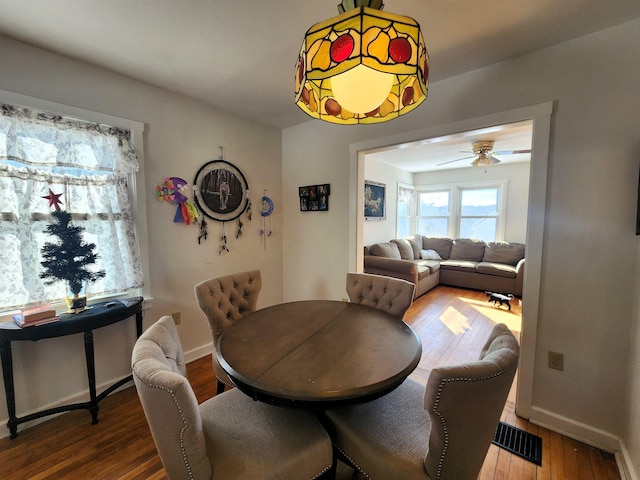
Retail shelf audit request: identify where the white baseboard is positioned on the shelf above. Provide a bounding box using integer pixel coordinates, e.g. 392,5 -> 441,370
0,376 -> 133,439
617,438 -> 638,480
529,406 -> 620,453
184,342 -> 213,364
0,342 -> 215,440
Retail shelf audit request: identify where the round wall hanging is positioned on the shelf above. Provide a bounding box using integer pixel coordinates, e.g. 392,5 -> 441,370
261,195 -> 274,217
193,160 -> 249,222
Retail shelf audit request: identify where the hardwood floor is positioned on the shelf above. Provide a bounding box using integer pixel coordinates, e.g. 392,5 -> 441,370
0,286 -> 621,479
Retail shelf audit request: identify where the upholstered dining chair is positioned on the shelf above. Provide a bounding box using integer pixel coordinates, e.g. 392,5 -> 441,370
346,272 -> 415,319
132,316 -> 334,480
322,322 -> 519,480
194,270 -> 262,394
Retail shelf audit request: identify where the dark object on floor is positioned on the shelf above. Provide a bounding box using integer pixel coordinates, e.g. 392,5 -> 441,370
493,421 -> 542,465
485,291 -> 515,310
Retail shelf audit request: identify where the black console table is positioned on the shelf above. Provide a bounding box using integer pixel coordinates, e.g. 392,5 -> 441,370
0,297 -> 143,438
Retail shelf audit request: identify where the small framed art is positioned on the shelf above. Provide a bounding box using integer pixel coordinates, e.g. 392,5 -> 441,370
299,184 -> 330,211
364,180 -> 385,220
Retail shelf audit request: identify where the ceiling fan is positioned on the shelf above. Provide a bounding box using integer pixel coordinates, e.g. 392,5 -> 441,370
436,140 -> 532,167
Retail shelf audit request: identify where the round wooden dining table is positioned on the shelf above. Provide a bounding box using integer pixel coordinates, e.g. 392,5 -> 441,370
216,300 -> 422,409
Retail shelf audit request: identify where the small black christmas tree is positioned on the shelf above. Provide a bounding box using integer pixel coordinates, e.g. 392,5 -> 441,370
40,209 -> 106,298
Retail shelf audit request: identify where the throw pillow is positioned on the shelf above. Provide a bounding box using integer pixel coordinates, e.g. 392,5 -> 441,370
420,249 -> 442,260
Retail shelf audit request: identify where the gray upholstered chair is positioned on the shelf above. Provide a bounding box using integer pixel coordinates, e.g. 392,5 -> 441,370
322,322 -> 519,480
132,316 -> 334,480
346,272 -> 415,319
194,270 -> 262,394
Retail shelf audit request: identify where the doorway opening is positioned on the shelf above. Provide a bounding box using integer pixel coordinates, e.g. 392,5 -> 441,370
350,102 -> 553,418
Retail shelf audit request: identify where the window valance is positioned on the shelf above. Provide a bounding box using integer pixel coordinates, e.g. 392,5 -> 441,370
0,103 -> 138,174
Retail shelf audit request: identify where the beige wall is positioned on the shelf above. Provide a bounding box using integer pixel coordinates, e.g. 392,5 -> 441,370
283,18 -> 640,477
0,34 -> 283,432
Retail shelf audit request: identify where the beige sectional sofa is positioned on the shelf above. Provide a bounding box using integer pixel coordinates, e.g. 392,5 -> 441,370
364,236 -> 525,299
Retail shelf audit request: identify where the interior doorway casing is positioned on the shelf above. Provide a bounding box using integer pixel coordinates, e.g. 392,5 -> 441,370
348,102 -> 553,418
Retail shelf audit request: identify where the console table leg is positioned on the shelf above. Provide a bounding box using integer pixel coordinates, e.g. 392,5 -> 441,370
83,331 -> 99,424
135,310 -> 143,338
0,340 -> 18,438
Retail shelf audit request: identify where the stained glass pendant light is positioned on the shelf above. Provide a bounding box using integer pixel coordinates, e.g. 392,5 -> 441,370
295,0 -> 429,124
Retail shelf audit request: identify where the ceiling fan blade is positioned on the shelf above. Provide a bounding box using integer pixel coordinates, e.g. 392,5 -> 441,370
493,149 -> 532,155
436,155 -> 475,167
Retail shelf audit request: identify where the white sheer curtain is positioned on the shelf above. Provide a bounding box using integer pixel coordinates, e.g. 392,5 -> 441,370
0,103 -> 144,309
398,184 -> 415,205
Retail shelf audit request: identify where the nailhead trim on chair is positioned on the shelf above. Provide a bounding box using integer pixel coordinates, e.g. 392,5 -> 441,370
430,371 -> 506,480
333,444 -> 372,480
135,376 -> 198,480
310,464 -> 333,480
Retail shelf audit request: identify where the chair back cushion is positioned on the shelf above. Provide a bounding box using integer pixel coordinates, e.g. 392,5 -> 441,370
346,272 -> 415,318
132,316 -> 212,480
194,270 -> 262,341
423,323 -> 519,480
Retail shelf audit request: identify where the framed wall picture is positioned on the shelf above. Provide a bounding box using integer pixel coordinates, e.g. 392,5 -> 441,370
364,180 -> 385,220
299,183 -> 330,211
193,160 -> 249,221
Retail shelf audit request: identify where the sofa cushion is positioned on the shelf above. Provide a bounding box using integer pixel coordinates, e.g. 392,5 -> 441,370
449,238 -> 487,262
404,235 -> 423,259
476,262 -> 517,278
422,237 -> 452,260
439,259 -> 478,273
416,264 -> 432,280
370,242 -> 401,259
391,239 -> 415,260
482,242 -> 525,266
415,259 -> 441,274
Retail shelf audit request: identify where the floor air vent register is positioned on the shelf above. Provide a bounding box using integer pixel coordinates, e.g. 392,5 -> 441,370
492,421 -> 543,465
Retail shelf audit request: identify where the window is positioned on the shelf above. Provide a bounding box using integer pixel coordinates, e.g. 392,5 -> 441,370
396,184 -> 415,238
417,190 -> 450,237
459,187 -> 499,240
0,96 -> 147,310
406,181 -> 506,241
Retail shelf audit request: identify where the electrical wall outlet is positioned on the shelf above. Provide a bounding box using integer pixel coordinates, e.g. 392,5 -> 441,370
548,351 -> 563,371
171,311 -> 181,325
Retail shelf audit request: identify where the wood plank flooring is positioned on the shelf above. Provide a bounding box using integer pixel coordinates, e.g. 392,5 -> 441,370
0,286 -> 621,479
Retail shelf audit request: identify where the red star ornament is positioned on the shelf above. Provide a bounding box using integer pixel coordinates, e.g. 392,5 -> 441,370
42,189 -> 64,211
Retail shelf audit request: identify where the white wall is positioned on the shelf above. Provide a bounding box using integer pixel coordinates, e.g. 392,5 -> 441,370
362,159 -> 413,245
414,161 -> 530,243
283,18 -> 640,475
0,34 -> 283,434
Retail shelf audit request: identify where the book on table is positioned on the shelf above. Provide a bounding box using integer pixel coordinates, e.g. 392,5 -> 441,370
12,303 -> 60,327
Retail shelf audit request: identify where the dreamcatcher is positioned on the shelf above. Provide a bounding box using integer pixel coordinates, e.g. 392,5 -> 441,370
193,147 -> 251,254
260,190 -> 274,249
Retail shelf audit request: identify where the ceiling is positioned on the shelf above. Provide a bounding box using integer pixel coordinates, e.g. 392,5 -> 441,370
1,1 -> 639,170
366,120 -> 534,172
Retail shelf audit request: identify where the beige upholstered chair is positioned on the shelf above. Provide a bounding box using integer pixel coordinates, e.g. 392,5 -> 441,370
322,323 -> 519,480
132,316 -> 334,480
346,272 -> 415,319
194,270 -> 262,394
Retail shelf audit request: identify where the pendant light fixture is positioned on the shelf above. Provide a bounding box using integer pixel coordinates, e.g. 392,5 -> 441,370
295,0 -> 429,124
